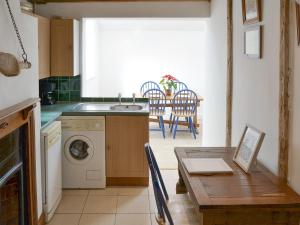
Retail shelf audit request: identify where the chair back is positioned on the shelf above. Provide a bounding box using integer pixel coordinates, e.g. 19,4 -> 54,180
172,89 -> 198,116
143,89 -> 166,116
173,81 -> 188,94
145,144 -> 173,225
140,81 -> 160,95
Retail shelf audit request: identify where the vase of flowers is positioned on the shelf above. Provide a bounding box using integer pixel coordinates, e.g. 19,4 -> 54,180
159,74 -> 177,96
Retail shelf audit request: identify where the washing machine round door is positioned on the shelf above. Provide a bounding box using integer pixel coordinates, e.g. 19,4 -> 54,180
64,135 -> 94,164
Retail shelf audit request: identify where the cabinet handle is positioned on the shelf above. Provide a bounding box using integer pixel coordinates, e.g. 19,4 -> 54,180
0,122 -> 8,130
107,144 -> 110,151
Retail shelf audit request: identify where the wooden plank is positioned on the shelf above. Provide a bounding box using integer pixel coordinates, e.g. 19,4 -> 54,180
32,0 -> 210,3
174,147 -> 300,209
226,0 -> 233,147
106,177 -> 149,186
278,0 -> 290,182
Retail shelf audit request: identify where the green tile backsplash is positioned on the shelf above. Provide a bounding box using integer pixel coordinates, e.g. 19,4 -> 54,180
39,75 -> 148,103
40,75 -> 81,102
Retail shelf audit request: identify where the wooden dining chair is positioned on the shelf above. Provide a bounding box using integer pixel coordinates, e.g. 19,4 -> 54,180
145,143 -> 173,225
169,81 -> 188,128
173,81 -> 188,94
143,89 -> 167,138
140,81 -> 160,96
170,89 -> 198,139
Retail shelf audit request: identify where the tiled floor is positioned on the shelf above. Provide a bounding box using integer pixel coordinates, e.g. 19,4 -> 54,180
149,120 -> 203,170
48,170 -> 201,225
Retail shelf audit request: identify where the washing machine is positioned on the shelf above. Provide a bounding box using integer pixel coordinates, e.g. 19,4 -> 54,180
60,116 -> 105,188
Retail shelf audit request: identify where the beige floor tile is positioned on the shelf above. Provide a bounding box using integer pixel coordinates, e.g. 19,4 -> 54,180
115,214 -> 151,225
150,194 -> 195,214
151,212 -> 200,225
56,196 -> 86,214
48,214 -> 81,225
89,188 -> 118,196
117,187 -> 149,196
117,196 -> 150,213
83,196 -> 118,213
79,214 -> 115,225
63,189 -> 89,196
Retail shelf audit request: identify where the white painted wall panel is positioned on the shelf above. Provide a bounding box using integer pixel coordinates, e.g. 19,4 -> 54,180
232,0 -> 280,174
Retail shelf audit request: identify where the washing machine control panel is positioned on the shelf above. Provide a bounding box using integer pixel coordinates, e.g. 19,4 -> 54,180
61,117 -> 105,131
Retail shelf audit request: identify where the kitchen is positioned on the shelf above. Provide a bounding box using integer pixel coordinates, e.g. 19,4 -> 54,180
1,1 -> 300,225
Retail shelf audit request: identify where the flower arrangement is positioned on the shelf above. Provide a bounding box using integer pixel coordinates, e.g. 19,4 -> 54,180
159,75 -> 178,92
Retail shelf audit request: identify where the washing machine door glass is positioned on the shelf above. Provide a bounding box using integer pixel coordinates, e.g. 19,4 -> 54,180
65,136 -> 94,164
69,140 -> 89,160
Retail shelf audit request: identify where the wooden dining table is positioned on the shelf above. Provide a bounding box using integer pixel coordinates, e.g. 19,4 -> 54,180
141,93 -> 204,132
175,147 -> 300,225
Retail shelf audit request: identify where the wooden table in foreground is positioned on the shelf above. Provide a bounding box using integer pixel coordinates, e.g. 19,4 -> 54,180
175,147 -> 300,225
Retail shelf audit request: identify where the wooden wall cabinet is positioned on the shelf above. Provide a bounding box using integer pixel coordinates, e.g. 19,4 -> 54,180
51,19 -> 79,76
106,116 -> 149,186
38,15 -> 51,79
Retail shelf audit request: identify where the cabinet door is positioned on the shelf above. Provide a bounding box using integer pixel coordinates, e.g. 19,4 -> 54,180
51,19 -> 73,76
38,16 -> 50,79
106,116 -> 149,178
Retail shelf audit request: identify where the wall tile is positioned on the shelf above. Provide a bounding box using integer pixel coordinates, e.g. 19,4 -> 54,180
40,75 -> 148,103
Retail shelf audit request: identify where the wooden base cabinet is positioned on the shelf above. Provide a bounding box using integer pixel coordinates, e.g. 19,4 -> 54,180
106,116 -> 149,186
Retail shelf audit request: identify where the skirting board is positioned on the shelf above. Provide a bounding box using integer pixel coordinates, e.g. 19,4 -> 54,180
106,177 -> 149,186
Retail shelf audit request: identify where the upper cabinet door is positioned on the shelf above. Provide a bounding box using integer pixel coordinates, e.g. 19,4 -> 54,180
51,19 -> 79,76
38,15 -> 50,79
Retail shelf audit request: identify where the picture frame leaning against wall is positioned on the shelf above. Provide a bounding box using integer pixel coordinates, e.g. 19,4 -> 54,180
233,124 -> 265,173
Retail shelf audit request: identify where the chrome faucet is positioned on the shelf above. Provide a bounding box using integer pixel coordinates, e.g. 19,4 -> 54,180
132,93 -> 136,105
118,93 -> 122,105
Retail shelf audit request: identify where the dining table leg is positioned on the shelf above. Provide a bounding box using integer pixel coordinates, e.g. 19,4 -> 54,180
176,168 -> 187,194
194,104 -> 199,134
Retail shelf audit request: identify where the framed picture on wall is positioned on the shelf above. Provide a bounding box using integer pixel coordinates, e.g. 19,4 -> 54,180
242,0 -> 262,24
244,26 -> 262,58
296,3 -> 300,46
233,125 -> 265,173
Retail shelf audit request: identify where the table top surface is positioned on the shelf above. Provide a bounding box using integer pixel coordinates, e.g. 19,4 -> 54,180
175,147 -> 300,210
137,93 -> 204,101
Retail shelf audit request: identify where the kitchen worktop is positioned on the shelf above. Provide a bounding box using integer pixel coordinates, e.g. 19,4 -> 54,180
41,102 -> 149,129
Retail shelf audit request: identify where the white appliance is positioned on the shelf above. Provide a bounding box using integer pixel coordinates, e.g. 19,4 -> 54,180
60,116 -> 106,188
41,121 -> 62,223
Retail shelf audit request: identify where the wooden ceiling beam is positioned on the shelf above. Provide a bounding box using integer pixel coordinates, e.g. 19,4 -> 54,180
31,0 -> 210,4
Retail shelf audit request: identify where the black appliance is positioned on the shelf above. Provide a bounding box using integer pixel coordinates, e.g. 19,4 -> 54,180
0,125 -> 27,225
40,82 -> 56,105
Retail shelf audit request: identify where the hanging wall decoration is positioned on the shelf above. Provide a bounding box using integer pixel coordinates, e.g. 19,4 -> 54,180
0,0 -> 31,77
244,25 -> 262,58
242,0 -> 262,24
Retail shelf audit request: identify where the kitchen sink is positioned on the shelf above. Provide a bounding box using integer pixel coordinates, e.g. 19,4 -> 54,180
74,103 -> 110,111
110,104 -> 143,111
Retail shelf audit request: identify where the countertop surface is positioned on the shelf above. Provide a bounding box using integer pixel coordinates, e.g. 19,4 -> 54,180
41,102 -> 149,129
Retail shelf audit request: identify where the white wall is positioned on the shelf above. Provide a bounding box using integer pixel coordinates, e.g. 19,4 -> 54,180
232,0 -> 280,174
0,0 -> 43,217
289,0 -> 300,194
36,1 -> 210,18
202,0 -> 227,146
81,18 -> 206,98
